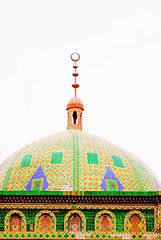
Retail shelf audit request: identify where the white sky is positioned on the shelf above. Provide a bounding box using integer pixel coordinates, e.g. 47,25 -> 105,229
0,1 -> 161,183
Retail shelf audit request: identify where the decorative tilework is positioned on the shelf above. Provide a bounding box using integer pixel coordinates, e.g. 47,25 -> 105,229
26,166 -> 49,191
87,153 -> 98,164
51,153 -> 63,164
64,210 -> 86,232
4,210 -> 26,232
0,130 -> 159,191
100,167 -> 123,191
72,134 -> 79,191
95,210 -> 116,233
21,155 -> 32,168
112,156 -> 124,168
135,161 -> 147,172
124,211 -> 146,233
0,204 -> 156,211
35,210 -> 56,231
154,206 -> 158,230
0,231 -> 132,239
0,205 -> 157,239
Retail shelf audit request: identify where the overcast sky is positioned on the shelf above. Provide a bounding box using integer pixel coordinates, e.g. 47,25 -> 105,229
0,1 -> 161,183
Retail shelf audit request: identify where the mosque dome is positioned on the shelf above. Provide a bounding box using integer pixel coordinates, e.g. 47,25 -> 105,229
0,130 -> 160,192
0,53 -> 160,192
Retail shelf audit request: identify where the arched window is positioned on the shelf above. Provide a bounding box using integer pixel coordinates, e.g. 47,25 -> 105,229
72,111 -> 77,124
129,214 -> 141,232
99,214 -> 111,232
39,214 -> 52,232
68,213 -> 81,232
10,214 -> 22,231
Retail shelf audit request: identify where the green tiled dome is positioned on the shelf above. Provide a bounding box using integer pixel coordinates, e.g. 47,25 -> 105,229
0,130 -> 160,191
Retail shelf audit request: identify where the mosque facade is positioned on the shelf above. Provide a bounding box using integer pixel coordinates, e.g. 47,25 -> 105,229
0,53 -> 160,240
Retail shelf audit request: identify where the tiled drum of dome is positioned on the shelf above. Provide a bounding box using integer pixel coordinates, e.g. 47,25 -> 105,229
1,131 -> 73,191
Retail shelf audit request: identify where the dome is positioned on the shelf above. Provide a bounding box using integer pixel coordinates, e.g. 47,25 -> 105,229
0,130 -> 160,192
68,97 -> 83,105
66,97 -> 84,112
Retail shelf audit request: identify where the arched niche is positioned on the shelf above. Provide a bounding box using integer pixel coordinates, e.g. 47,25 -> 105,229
5,210 -> 26,232
129,214 -> 142,232
99,214 -> 112,232
124,210 -> 146,233
68,213 -> 82,232
39,214 -> 52,232
10,214 -> 22,231
35,210 -> 56,232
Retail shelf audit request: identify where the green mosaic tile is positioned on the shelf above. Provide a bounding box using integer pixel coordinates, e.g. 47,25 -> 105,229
58,233 -> 63,238
102,234 -> 106,239
2,234 -> 7,238
141,210 -> 154,232
132,234 -> 137,239
114,210 -> 128,233
138,234 -> 143,239
112,155 -> 124,168
64,233 -> 69,239
51,152 -> 63,164
87,152 -> 98,164
71,234 -> 75,239
21,155 -> 32,168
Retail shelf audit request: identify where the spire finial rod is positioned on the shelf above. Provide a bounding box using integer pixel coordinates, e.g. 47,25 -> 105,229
71,53 -> 80,97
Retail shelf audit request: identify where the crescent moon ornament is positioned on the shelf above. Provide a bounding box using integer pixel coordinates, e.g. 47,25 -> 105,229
71,52 -> 80,62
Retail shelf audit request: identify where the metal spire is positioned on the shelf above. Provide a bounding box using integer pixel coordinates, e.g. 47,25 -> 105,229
71,53 -> 80,97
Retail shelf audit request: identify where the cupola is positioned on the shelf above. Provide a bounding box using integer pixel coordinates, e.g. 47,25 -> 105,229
66,53 -> 84,131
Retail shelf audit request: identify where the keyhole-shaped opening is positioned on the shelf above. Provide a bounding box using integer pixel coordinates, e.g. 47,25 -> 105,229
73,111 -> 77,124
